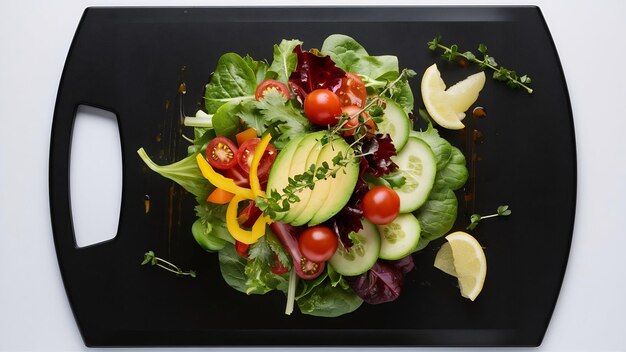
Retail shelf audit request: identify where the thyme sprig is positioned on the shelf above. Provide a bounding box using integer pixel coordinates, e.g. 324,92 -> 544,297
325,68 -> 416,144
141,250 -> 197,277
428,36 -> 533,94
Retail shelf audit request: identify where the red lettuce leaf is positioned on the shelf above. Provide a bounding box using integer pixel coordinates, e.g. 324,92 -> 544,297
289,45 -> 346,101
348,256 -> 415,304
361,133 -> 399,177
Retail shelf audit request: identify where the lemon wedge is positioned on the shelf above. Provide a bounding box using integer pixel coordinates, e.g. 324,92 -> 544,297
435,231 -> 487,301
421,64 -> 485,129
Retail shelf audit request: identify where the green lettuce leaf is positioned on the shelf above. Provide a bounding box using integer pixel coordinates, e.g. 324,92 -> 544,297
218,244 -> 249,294
243,54 -> 269,85
244,259 -> 289,295
267,39 -> 303,84
414,183 -> 458,241
204,53 -> 257,113
137,148 -> 212,202
435,146 -> 468,191
410,126 -> 453,171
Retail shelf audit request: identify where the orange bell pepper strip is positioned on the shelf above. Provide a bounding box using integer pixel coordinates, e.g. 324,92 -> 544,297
196,154 -> 255,200
249,133 -> 272,199
226,195 -> 273,244
206,188 -> 235,204
236,127 -> 258,146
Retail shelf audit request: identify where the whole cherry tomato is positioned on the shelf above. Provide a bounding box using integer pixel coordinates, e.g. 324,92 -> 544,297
303,89 -> 342,126
298,226 -> 339,262
362,186 -> 400,225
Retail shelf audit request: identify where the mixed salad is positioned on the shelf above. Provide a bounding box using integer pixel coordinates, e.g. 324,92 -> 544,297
138,34 -> 474,317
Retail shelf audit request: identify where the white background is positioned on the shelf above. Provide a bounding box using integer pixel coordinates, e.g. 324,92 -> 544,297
1,0 -> 625,351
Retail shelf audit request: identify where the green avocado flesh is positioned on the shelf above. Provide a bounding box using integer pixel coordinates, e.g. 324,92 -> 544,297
266,132 -> 359,226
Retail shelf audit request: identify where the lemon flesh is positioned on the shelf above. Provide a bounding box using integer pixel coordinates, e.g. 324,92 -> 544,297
421,64 -> 485,129
435,231 -> 487,301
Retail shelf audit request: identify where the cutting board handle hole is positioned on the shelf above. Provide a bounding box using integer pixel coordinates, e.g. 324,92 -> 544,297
70,105 -> 122,248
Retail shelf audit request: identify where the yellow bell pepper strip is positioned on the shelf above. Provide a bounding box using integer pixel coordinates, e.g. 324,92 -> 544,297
226,195 -> 273,244
249,133 -> 272,199
196,154 -> 255,200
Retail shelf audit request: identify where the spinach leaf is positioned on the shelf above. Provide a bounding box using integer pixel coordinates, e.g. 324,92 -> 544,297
296,278 -> 363,317
194,203 -> 232,243
218,244 -> 249,294
435,146 -> 468,191
410,126 -> 452,171
137,148 -> 212,202
327,265 -> 350,290
295,271 -> 328,300
204,53 -> 257,113
322,34 -> 400,82
267,39 -> 302,84
321,34 -> 368,69
211,101 -> 243,139
414,184 -> 458,241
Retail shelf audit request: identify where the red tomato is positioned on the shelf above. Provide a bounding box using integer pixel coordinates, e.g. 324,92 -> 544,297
206,136 -> 238,170
362,186 -> 400,225
222,164 -> 250,187
303,89 -> 342,126
270,254 -> 289,275
334,73 -> 367,107
255,79 -> 290,100
237,201 -> 263,228
298,226 -> 339,262
235,138 -> 277,180
341,105 -> 376,137
235,240 -> 250,259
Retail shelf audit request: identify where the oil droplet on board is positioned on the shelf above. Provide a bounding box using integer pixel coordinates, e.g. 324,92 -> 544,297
473,129 -> 485,144
178,82 -> 187,94
472,106 -> 487,119
144,194 -> 151,214
164,99 -> 170,110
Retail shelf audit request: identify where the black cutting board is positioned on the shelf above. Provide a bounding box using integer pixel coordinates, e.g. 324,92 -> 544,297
50,6 -> 575,347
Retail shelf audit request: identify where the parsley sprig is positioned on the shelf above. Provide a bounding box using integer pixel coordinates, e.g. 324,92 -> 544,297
256,148 -> 356,219
141,250 -> 196,278
428,36 -> 533,94
467,205 -> 512,230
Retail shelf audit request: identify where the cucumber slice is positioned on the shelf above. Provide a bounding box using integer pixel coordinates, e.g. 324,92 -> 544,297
377,213 -> 421,260
377,99 -> 410,152
392,137 -> 437,213
328,219 -> 380,276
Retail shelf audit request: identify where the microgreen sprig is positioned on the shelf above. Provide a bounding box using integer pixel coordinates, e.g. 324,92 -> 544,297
141,250 -> 197,278
428,36 -> 533,94
467,205 -> 512,230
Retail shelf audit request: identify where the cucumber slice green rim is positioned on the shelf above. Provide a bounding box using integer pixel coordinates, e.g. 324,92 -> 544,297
377,99 -> 411,152
328,219 -> 381,276
377,213 -> 421,260
392,137 -> 437,213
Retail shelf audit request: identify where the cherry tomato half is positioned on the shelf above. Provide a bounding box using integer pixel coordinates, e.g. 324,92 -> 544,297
334,73 -> 367,108
303,89 -> 342,126
237,201 -> 263,228
255,79 -> 290,100
235,138 -> 278,180
341,105 -> 376,137
206,136 -> 238,170
298,226 -> 339,262
362,186 -> 400,225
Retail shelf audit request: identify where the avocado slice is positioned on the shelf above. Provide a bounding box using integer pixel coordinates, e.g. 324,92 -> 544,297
266,134 -> 305,221
308,138 -> 359,226
285,140 -> 324,225
290,139 -> 338,226
280,131 -> 325,223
